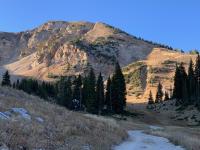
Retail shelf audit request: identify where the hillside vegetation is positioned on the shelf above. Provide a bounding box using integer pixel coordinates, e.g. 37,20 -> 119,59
0,87 -> 126,150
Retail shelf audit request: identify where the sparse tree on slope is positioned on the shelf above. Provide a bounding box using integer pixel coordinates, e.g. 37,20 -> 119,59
1,70 -> 11,87
148,90 -> 154,105
155,82 -> 163,103
164,91 -> 169,101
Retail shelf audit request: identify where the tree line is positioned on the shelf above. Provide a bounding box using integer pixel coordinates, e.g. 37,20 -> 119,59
1,62 -> 126,115
173,55 -> 200,109
147,82 -> 170,106
147,55 -> 200,110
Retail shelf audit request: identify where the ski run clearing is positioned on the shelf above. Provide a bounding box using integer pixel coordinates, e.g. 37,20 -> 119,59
113,126 -> 185,150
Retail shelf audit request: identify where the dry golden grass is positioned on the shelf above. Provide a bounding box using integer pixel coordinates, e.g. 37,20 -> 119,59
146,126 -> 200,150
0,87 -> 127,150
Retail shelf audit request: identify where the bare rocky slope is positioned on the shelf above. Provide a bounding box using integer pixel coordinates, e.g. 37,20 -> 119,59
124,48 -> 196,103
0,21 -> 196,102
0,21 -> 156,80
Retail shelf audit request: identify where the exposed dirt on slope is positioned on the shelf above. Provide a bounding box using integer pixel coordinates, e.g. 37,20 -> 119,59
125,48 -> 197,103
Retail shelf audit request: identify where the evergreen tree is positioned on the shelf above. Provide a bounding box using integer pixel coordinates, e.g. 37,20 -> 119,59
178,63 -> 188,106
187,59 -> 195,104
16,79 -> 20,89
148,90 -> 154,104
65,78 -> 73,109
57,77 -> 72,108
57,77 -> 66,105
82,76 -> 88,109
164,91 -> 169,101
155,82 -> 163,103
182,79 -> 189,106
194,54 -> 200,108
111,62 -> 126,114
1,70 -> 11,87
38,83 -> 47,99
96,73 -> 104,114
72,75 -> 82,110
169,85 -> 173,99
173,63 -> 188,106
105,76 -> 112,112
173,64 -> 182,100
85,68 -> 97,114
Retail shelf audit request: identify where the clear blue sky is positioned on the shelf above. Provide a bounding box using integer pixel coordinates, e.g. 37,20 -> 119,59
0,0 -> 199,51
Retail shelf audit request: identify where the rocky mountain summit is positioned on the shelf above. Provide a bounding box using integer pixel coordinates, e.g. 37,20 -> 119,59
0,21 -> 196,102
0,21 -> 163,79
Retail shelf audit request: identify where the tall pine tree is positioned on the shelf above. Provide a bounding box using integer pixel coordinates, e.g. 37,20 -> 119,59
82,76 -> 88,109
72,75 -> 82,109
148,90 -> 154,105
187,59 -> 195,105
164,91 -> 169,101
96,73 -> 104,114
179,63 -> 188,106
194,54 -> 200,109
86,68 -> 98,114
155,82 -> 163,103
105,76 -> 112,112
173,64 -> 182,100
111,62 -> 126,114
1,70 -> 11,87
57,77 -> 72,109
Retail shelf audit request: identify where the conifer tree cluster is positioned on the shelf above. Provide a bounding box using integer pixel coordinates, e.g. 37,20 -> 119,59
147,82 -> 170,107
13,78 -> 56,99
82,62 -> 127,114
173,55 -> 200,109
1,62 -> 127,115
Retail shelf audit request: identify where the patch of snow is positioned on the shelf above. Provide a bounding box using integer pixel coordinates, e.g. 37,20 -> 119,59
82,145 -> 91,150
35,117 -> 44,123
113,130 -> 185,150
0,108 -> 45,124
11,108 -> 31,120
0,112 -> 10,120
149,125 -> 164,130
0,108 -> 32,121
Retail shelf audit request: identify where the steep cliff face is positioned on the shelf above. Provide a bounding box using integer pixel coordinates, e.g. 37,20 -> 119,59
0,21 -> 157,80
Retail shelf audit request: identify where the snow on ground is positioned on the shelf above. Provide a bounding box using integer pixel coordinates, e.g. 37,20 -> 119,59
35,117 -> 44,123
11,108 -> 31,120
0,107 -> 44,123
149,125 -> 164,130
0,112 -> 10,119
113,130 -> 185,150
